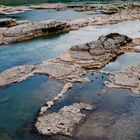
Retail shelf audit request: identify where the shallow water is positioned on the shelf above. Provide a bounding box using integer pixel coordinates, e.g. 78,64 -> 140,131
0,19 -> 140,140
104,52 -> 140,72
0,20 -> 140,72
0,9 -> 102,21
49,72 -> 140,140
0,75 -> 64,140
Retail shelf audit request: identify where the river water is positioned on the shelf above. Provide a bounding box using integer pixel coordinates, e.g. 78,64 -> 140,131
0,9 -> 140,140
0,0 -> 137,6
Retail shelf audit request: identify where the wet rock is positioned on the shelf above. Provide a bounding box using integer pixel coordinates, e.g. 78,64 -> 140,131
34,61 -> 83,80
0,20 -> 70,44
68,33 -> 132,69
1,11 -> 140,45
0,65 -> 35,87
0,33 -> 135,87
35,103 -> 95,136
105,64 -> 140,95
0,18 -> 16,27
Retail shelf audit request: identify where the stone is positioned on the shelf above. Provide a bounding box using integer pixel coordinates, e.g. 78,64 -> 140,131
67,33 -> 132,69
40,106 -> 49,115
35,103 -> 95,136
0,65 -> 35,87
0,20 -> 70,44
105,64 -> 140,95
46,101 -> 54,108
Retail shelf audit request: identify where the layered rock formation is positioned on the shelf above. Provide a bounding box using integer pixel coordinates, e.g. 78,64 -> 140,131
0,33 -> 135,88
0,3 -> 67,14
35,103 -> 95,136
105,65 -> 140,95
1,2 -> 140,15
72,2 -> 140,14
1,10 -> 140,45
0,19 -> 70,44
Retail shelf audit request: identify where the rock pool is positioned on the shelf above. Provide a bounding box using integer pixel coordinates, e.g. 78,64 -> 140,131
0,13 -> 140,140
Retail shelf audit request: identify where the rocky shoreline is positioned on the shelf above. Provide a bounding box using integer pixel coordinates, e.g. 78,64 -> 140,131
1,2 -> 140,138
0,33 -> 136,88
1,10 -> 140,44
0,32 -> 140,137
1,2 -> 140,15
0,19 -> 70,45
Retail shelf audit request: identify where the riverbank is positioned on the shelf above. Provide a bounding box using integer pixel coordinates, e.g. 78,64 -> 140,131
0,1 -> 140,139
1,2 -> 140,45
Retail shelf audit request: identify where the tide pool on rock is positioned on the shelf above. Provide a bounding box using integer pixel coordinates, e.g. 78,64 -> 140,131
0,75 -> 64,140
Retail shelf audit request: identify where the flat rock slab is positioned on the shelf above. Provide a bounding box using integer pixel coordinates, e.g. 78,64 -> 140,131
35,103 -> 95,136
0,33 -> 135,88
106,64 -> 140,95
0,19 -> 70,44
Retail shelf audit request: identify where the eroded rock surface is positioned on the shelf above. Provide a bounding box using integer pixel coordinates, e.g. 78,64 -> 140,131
62,33 -> 133,69
0,65 -> 35,87
35,103 -> 95,136
0,20 -> 70,44
0,3 -> 67,14
0,33 -> 135,88
106,64 -> 140,95
1,9 -> 140,45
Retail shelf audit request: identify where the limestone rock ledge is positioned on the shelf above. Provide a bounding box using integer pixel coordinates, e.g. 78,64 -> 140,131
0,33 -> 136,88
0,19 -> 70,44
1,12 -> 140,45
0,3 -> 67,15
105,64 -> 140,95
35,103 -> 96,136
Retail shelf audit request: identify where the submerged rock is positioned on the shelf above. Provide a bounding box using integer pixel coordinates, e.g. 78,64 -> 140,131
0,33 -> 136,87
35,103 -> 95,136
40,82 -> 73,115
105,64 -> 140,95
